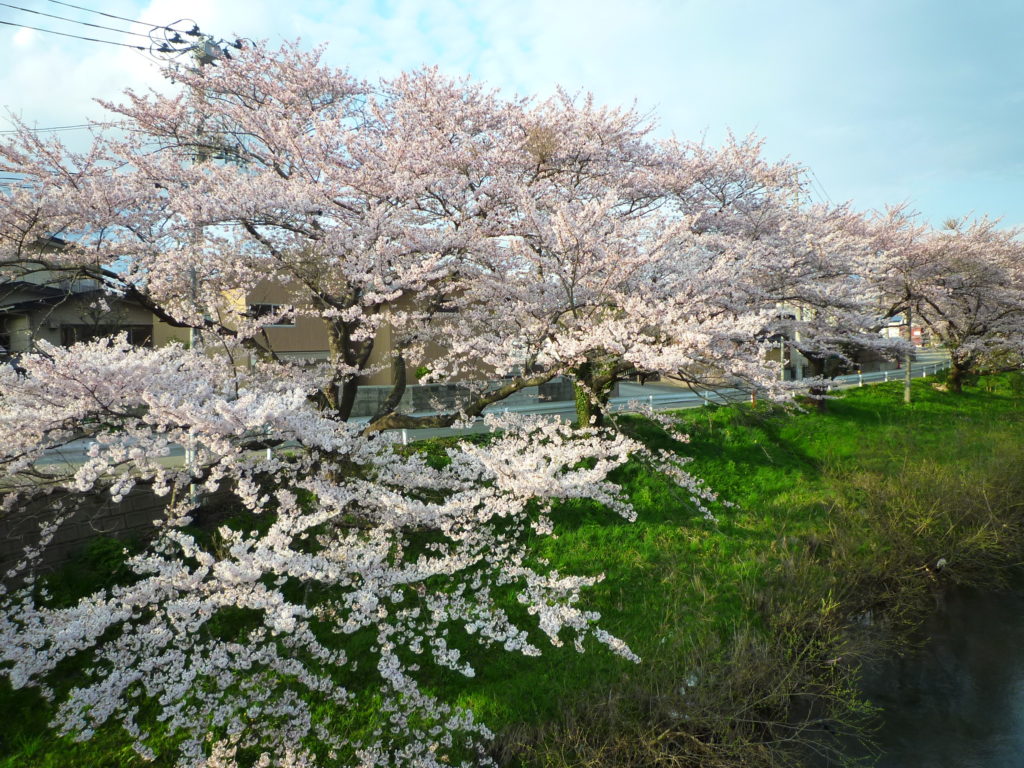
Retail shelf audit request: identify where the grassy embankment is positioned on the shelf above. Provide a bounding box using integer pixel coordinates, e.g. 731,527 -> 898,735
3,373 -> 1024,767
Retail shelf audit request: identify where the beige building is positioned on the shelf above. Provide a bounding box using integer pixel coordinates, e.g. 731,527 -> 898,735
151,280 -> 570,416
152,280 -> 406,386
1,265 -> 558,414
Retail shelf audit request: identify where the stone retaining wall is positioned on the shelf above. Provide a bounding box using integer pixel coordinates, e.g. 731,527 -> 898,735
0,486 -> 234,573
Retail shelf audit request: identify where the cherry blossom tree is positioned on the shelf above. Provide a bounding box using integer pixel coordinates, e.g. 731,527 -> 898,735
753,202 -> 909,387
413,129 -> 905,426
1,45 -> 483,423
0,42 -> 746,768
652,144 -> 904,409
913,217 -> 1024,392
864,210 -> 1024,395
1,43 -> 898,432
860,205 -> 933,402
2,46 -> 701,429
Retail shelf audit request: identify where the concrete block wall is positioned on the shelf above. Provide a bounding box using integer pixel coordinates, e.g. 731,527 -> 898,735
1,486 -> 235,573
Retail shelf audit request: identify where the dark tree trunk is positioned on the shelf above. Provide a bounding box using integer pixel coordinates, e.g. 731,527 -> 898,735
571,360 -> 622,427
370,354 -> 407,423
948,362 -> 967,393
573,361 -> 604,427
336,379 -> 360,421
324,319 -> 375,422
808,384 -> 829,413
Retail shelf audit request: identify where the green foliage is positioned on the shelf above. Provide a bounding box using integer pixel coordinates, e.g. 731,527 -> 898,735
1010,371 -> 1024,396
37,536 -> 140,609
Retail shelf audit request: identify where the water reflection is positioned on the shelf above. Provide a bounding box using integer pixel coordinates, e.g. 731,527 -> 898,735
856,585 -> 1024,767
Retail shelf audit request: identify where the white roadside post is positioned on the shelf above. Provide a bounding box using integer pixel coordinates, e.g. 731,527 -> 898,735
904,307 -> 913,404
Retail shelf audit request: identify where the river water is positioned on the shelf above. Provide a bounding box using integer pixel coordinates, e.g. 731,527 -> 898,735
850,584 -> 1024,767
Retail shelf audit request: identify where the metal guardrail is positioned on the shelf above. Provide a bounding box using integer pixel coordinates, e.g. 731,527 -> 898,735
389,359 -> 953,444
606,360 -> 954,412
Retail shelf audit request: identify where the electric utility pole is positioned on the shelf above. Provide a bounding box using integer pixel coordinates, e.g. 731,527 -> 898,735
150,26 -> 239,504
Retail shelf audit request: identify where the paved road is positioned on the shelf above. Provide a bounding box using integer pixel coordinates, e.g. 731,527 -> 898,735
390,350 -> 951,442
36,351 -> 951,465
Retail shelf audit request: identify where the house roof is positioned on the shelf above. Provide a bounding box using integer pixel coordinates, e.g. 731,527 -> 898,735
0,282 -> 104,314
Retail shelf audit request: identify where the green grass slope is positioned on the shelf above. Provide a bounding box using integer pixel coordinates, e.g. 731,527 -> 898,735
4,374 -> 1024,767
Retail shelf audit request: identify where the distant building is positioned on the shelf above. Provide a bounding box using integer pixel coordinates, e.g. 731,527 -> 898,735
881,314 -> 928,346
0,274 -> 153,358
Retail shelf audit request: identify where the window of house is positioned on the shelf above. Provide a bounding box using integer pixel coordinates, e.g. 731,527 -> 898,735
248,304 -> 295,327
61,325 -> 153,347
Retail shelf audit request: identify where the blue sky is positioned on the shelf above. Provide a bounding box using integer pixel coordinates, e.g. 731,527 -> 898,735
2,0 -> 1022,227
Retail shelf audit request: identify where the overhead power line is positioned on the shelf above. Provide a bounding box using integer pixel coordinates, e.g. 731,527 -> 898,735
5,1 -> 226,62
45,0 -> 164,28
0,123 -> 116,134
1,5 -> 236,137
0,18 -> 145,49
1,124 -> 92,132
0,2 -> 150,38
810,169 -> 832,204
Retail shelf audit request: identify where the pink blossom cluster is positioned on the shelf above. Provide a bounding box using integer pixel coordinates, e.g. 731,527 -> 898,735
1,339 -> 648,766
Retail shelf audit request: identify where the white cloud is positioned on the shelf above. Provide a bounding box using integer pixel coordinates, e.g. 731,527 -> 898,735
11,26 -> 35,47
